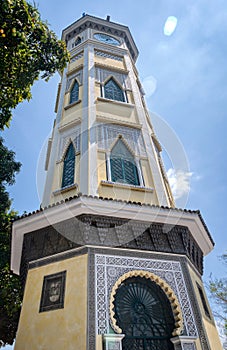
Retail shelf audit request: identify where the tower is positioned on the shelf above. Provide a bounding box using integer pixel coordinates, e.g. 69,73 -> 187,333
11,15 -> 222,350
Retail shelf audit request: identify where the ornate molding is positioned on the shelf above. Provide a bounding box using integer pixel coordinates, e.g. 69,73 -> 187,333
95,49 -> 123,62
20,215 -> 204,287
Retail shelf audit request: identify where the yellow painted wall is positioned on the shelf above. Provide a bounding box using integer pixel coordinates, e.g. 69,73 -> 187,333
95,82 -> 101,99
97,151 -> 107,184
188,264 -> 223,350
96,98 -> 138,124
127,91 -> 135,105
61,90 -> 83,126
140,159 -> 154,188
98,182 -> 157,205
68,57 -> 83,73
15,254 -> 88,350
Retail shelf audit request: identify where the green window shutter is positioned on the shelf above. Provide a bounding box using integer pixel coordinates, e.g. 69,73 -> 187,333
123,159 -> 139,186
104,78 -> 125,102
70,81 -> 79,104
110,139 -> 140,186
111,157 -> 124,183
62,143 -> 75,188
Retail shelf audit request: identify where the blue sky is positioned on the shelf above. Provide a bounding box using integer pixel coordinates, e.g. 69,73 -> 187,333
2,1 -> 227,344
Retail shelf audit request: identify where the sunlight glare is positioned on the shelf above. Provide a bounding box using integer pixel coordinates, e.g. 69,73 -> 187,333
164,16 -> 178,36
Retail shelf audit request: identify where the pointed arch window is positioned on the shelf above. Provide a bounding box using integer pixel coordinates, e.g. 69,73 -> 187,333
104,78 -> 125,102
110,139 -> 140,186
62,143 -> 75,188
70,80 -> 79,104
74,37 -> 81,46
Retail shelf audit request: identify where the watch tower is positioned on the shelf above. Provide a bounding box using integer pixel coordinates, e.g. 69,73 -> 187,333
12,14 -> 222,350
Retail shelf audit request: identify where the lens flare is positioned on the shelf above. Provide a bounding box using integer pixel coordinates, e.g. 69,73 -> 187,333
164,16 -> 178,36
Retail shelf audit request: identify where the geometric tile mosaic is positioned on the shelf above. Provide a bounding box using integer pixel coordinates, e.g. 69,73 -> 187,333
95,254 -> 198,337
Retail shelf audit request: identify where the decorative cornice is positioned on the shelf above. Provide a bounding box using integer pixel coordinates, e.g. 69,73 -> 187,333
61,14 -> 139,61
95,62 -> 128,75
96,114 -> 142,129
58,117 -> 81,133
11,194 -> 214,275
66,64 -> 83,76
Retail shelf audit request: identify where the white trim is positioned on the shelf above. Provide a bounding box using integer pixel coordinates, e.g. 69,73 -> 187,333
11,196 -> 214,275
135,157 -> 144,186
100,180 -> 153,192
106,151 -> 111,181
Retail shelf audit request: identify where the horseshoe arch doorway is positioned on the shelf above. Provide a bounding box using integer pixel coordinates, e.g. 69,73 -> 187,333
112,276 -> 176,350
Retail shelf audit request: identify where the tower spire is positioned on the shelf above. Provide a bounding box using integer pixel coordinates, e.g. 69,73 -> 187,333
42,14 -> 174,208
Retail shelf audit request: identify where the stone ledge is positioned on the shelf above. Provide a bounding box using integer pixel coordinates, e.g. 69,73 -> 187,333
53,183 -> 78,195
101,180 -> 154,192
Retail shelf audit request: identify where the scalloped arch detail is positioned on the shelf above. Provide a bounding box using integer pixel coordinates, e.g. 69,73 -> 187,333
109,269 -> 184,336
109,135 -> 136,158
60,138 -> 77,162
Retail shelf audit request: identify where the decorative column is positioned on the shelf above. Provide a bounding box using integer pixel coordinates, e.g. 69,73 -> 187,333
171,336 -> 198,350
103,334 -> 125,350
106,151 -> 111,181
135,157 -> 144,186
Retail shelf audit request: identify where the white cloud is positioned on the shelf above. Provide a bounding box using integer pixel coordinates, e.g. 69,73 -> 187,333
167,168 -> 193,200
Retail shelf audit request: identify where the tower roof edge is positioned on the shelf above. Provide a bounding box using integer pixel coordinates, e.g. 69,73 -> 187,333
61,14 -> 139,61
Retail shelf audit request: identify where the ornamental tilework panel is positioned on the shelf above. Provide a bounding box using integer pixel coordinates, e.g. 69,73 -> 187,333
95,67 -> 131,90
71,51 -> 83,62
95,49 -> 123,62
94,254 -> 198,337
66,68 -> 83,91
97,124 -> 146,157
182,344 -> 196,350
58,126 -> 81,160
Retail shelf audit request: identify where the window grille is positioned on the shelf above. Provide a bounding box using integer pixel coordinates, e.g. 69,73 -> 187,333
110,139 -> 139,186
62,143 -> 75,188
70,80 -> 79,104
104,78 -> 125,102
113,276 -> 175,350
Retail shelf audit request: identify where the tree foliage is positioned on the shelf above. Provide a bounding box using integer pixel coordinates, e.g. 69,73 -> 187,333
0,137 -> 21,212
0,137 -> 22,347
0,0 -> 70,345
208,254 -> 227,335
0,212 -> 22,347
0,0 -> 70,129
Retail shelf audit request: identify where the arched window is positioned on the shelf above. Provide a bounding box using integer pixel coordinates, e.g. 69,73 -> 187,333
74,37 -> 81,46
113,276 -> 175,350
110,139 -> 139,186
70,80 -> 79,104
62,143 -> 75,188
104,78 -> 125,102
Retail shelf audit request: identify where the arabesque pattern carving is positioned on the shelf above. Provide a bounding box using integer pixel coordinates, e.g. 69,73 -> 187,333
95,254 -> 198,338
95,49 -> 123,61
97,124 -> 146,156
